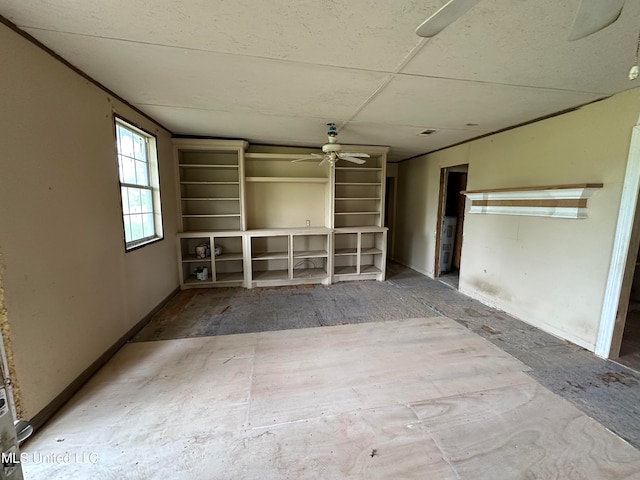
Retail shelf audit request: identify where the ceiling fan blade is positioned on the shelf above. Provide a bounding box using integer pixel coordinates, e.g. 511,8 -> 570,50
415,0 -> 481,38
318,157 -> 330,167
340,152 -> 370,158
339,156 -> 366,165
568,0 -> 625,41
291,154 -> 322,163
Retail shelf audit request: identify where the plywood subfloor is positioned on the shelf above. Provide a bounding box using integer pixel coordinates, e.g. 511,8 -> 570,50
23,318 -> 640,479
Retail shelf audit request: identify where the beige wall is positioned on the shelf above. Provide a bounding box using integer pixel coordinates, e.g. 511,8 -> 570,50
396,89 -> 640,350
0,24 -> 179,417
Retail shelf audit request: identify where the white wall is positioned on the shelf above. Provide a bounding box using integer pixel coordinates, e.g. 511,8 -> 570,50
396,88 -> 640,350
0,24 -> 179,417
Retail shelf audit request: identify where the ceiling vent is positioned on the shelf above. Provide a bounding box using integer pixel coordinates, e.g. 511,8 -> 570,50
417,129 -> 439,136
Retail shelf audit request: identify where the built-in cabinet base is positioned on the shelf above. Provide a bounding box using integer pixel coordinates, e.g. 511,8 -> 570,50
177,227 -> 387,289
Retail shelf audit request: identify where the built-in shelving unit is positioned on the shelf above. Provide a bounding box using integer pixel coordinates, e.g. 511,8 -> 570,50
177,231 -> 246,288
248,228 -> 331,288
333,148 -> 387,228
174,140 -> 388,289
333,227 -> 386,282
174,139 -> 247,232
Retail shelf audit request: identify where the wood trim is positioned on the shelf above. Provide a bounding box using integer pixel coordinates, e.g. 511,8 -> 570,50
463,183 -> 602,219
596,125 -> 640,357
473,199 -> 587,208
28,287 -> 180,434
461,183 -> 603,195
434,169 -> 446,278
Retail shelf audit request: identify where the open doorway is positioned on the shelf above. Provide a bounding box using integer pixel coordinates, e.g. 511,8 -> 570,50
612,194 -> 640,371
384,176 -> 396,259
618,262 -> 640,370
434,165 -> 468,289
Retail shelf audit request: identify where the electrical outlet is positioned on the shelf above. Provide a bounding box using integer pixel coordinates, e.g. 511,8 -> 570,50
306,220 -> 310,227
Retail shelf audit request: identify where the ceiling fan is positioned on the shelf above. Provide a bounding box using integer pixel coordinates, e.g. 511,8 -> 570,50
291,123 -> 370,167
415,0 -> 625,41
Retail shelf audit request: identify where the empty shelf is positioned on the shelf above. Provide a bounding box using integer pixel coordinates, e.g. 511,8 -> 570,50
293,268 -> 327,279
252,270 -> 289,281
252,251 -> 288,260
215,272 -> 244,283
293,250 -> 328,258
214,253 -> 244,261
334,248 -> 357,256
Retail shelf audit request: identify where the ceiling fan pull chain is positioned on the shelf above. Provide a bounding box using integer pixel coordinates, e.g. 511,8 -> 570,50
629,30 -> 640,80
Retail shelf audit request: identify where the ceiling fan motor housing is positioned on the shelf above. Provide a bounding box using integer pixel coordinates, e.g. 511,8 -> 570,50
322,143 -> 342,153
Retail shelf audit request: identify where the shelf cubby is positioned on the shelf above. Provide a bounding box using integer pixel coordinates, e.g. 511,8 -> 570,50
333,228 -> 386,282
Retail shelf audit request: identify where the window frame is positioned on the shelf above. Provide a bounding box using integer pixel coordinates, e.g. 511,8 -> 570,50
114,115 -> 164,251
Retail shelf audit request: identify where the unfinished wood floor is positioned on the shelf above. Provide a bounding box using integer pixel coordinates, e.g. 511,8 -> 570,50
22,317 -> 640,479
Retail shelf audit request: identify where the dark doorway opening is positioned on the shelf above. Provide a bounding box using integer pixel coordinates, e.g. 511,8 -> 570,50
435,166 -> 468,289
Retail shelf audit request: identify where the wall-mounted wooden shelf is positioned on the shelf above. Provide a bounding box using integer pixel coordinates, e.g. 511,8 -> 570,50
461,183 -> 603,219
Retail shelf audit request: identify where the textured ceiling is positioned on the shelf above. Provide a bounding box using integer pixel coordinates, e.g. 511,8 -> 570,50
2,0 -> 640,161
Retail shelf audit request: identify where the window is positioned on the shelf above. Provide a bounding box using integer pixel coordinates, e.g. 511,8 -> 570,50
115,118 -> 163,250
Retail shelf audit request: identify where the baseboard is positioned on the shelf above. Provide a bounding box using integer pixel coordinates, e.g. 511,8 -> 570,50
28,287 -> 179,433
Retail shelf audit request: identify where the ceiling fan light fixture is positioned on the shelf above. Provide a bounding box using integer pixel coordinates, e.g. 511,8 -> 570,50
291,123 -> 369,166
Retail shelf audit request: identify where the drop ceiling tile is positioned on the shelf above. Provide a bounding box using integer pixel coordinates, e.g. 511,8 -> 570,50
353,74 -> 606,131
5,0 -> 443,71
25,29 -> 389,119
402,0 -> 640,94
338,123 -> 491,161
135,106 -> 339,148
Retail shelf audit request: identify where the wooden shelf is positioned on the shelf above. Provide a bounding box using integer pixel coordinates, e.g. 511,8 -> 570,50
246,177 -> 328,183
184,275 -> 214,285
179,164 -> 239,169
182,198 -> 240,201
461,183 -> 603,195
245,152 -> 321,160
252,270 -> 289,281
334,266 -> 358,275
216,272 -> 244,283
335,182 -> 381,186
334,248 -> 357,256
335,167 -> 382,171
361,265 -> 382,274
215,253 -> 243,261
180,181 -> 240,185
252,251 -> 288,260
361,247 -> 383,255
335,197 -> 380,201
335,212 -> 380,216
293,268 -> 327,279
293,250 -> 328,258
182,255 -> 212,263
462,183 -> 603,219
182,214 -> 241,218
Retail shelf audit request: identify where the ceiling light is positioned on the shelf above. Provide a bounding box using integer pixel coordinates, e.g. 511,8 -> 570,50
417,129 -> 439,136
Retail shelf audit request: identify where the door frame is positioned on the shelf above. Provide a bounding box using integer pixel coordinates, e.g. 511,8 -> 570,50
434,164 -> 468,278
596,125 -> 640,358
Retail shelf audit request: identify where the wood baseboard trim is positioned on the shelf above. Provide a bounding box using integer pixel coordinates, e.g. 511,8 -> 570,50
28,287 -> 180,433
